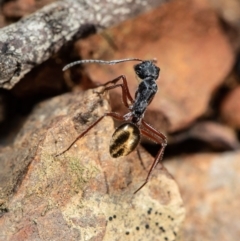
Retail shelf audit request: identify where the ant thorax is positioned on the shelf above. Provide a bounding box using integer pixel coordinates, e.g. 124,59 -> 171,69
129,61 -> 160,123
131,78 -> 158,123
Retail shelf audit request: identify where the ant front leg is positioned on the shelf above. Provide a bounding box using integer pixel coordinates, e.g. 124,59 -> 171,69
98,75 -> 134,108
55,112 -> 125,157
134,121 -> 167,194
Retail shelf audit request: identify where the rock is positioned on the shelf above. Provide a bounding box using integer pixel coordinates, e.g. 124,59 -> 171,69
221,86 -> 240,129
166,151 -> 240,241
209,0 -> 240,28
169,121 -> 240,151
0,88 -> 185,241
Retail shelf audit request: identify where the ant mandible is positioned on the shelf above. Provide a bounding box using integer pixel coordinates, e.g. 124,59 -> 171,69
56,58 -> 167,194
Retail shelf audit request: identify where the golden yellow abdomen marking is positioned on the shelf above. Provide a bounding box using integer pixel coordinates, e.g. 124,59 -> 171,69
110,123 -> 141,158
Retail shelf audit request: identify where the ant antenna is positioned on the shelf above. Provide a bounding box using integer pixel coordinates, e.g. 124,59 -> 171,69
62,58 -> 143,71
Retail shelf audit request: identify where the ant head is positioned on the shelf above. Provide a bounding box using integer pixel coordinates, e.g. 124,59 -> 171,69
134,61 -> 160,80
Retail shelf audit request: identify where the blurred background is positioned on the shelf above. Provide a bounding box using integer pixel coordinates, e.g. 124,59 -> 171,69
0,0 -> 240,240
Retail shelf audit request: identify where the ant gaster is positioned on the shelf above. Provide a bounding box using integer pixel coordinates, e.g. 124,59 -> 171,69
57,58 -> 167,193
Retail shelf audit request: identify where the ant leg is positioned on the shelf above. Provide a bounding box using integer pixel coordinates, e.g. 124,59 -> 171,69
141,120 -> 167,141
100,75 -> 134,105
134,123 -> 167,194
104,84 -> 132,108
55,112 -> 125,157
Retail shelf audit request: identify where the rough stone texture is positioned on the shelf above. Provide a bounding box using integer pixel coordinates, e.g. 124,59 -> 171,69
220,86 -> 240,129
0,88 -> 185,240
166,152 -> 240,241
74,0 -> 234,132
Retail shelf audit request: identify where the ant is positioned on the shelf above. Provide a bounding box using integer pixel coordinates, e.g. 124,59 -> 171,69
57,58 -> 167,194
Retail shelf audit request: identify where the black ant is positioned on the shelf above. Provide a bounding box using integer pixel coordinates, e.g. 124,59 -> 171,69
57,58 -> 167,193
